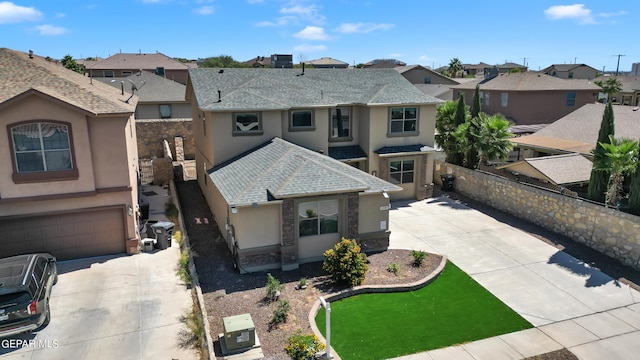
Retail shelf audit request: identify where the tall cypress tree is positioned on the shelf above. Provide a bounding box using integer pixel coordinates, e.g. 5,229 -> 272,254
628,147 -> 640,215
451,93 -> 467,166
587,103 -> 615,203
464,85 -> 482,168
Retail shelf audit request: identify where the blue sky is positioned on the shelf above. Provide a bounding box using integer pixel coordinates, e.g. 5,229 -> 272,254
1,1 -> 637,71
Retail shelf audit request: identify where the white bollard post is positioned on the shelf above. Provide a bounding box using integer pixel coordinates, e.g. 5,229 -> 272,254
319,297 -> 332,359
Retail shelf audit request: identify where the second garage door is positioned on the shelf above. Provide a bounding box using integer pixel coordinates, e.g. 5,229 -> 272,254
0,207 -> 126,260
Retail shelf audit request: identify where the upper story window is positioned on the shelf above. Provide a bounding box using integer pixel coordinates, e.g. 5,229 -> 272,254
289,109 -> 315,131
424,76 -> 431,84
501,93 -> 509,107
568,72 -> 574,79
103,70 -> 114,78
159,104 -> 172,118
389,160 -> 414,184
566,92 -> 576,106
9,121 -> 78,183
330,107 -> 351,141
233,112 -> 263,136
389,107 -> 417,135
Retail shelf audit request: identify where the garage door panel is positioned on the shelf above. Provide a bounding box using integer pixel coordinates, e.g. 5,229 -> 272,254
0,208 -> 126,260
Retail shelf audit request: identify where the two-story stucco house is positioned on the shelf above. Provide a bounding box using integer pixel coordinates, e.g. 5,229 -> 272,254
186,67 -> 442,273
452,72 -> 600,125
0,48 -> 141,260
89,52 -> 195,85
541,64 -> 599,80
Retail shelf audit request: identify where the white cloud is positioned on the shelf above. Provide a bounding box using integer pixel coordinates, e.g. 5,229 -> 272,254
598,10 -> 628,18
142,0 -> 163,3
256,16 -> 296,27
418,55 -> 436,62
294,26 -> 328,40
336,22 -> 393,34
247,0 -> 263,3
389,53 -> 403,59
0,1 -> 42,24
194,5 -> 214,15
35,24 -> 68,36
293,44 -> 327,53
55,12 -> 65,18
544,4 -> 595,24
280,2 -> 325,24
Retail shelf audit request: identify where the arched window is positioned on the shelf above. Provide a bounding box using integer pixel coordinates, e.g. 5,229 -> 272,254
9,121 -> 78,183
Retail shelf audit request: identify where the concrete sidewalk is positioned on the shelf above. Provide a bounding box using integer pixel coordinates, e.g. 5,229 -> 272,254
388,196 -> 640,360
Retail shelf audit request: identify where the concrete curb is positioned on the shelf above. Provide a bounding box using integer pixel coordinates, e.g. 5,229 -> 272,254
308,255 -> 448,360
169,180 -> 216,360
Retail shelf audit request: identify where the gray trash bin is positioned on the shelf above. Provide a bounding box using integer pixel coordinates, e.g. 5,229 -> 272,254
440,174 -> 455,191
152,221 -> 175,250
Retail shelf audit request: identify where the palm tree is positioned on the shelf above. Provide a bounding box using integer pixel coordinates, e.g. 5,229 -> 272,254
476,114 -> 513,165
435,98 -> 467,165
448,58 -> 463,78
596,136 -> 639,208
595,77 -> 622,103
628,155 -> 640,215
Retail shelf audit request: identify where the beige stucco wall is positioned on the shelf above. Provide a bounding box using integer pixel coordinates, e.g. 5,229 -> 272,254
282,108 -> 330,154
298,232 -> 340,263
135,102 -> 192,120
230,204 -> 282,250
358,193 -> 390,234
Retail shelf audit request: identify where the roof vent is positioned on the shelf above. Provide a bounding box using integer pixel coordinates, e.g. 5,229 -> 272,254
217,90 -> 222,103
28,49 -> 33,59
219,69 -> 224,74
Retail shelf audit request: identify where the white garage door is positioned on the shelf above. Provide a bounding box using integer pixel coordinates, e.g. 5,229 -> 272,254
0,208 -> 126,260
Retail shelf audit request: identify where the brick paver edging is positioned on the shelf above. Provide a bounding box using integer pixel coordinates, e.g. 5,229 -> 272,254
308,255 -> 448,360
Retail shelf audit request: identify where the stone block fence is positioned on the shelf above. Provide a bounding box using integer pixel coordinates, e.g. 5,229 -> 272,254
136,119 -> 194,160
434,160 -> 640,270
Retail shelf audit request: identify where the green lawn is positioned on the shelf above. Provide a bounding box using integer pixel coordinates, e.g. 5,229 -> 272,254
315,261 -> 532,360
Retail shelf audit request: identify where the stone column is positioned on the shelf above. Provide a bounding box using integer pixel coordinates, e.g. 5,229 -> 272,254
174,136 -> 185,162
347,192 -> 359,239
280,199 -> 298,270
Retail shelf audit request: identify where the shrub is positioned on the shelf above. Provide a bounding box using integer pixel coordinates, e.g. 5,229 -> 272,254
298,277 -> 308,289
387,263 -> 400,275
285,331 -> 325,360
322,238 -> 368,286
265,273 -> 285,302
176,249 -> 192,286
165,201 -> 179,222
270,300 -> 291,328
412,250 -> 427,267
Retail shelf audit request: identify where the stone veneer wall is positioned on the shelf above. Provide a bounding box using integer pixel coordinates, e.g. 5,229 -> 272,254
434,160 -> 640,270
136,119 -> 194,160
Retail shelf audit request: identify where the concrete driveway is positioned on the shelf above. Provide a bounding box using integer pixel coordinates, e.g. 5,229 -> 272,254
389,196 -> 640,359
0,248 -> 195,360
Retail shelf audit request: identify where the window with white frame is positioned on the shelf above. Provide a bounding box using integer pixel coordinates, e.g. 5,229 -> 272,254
501,93 -> 509,107
11,122 -> 73,173
330,107 -> 351,140
566,92 -> 576,106
389,107 -> 417,134
290,109 -> 314,130
389,160 -> 414,184
233,112 -> 262,135
298,199 -> 339,237
484,92 -> 490,106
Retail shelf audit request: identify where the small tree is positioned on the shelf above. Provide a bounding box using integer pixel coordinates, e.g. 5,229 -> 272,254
61,54 -> 85,74
270,300 -> 291,328
285,332 -> 325,360
322,238 -> 368,286
588,103 -> 615,203
265,273 -> 285,302
448,57 -> 463,78
596,136 -> 639,207
436,100 -> 466,164
628,157 -> 640,215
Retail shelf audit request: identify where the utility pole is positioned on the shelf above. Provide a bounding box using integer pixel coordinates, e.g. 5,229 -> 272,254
613,54 -> 626,75
521,57 -> 528,68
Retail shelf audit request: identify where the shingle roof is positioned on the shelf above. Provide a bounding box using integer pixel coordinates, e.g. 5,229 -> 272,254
375,144 -> 434,154
452,72 -> 601,91
189,68 -> 443,111
210,138 -> 402,205
98,70 -> 186,103
0,48 -> 135,115
499,153 -> 592,185
91,52 -> 190,71
308,57 -> 349,66
543,64 -> 596,72
328,145 -> 367,160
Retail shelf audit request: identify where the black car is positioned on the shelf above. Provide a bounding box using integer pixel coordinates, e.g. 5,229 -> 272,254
0,253 -> 57,338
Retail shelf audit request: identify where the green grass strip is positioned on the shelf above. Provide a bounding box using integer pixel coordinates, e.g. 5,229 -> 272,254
315,261 -> 532,359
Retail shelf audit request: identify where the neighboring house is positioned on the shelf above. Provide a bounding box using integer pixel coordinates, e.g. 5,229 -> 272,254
89,52 -> 193,85
451,72 -> 600,125
0,48 -> 140,260
593,75 -> 640,106
495,62 -> 528,74
99,71 -> 194,159
463,62 -> 492,77
512,103 -> 640,158
186,68 -> 442,272
308,57 -> 349,69
542,64 -> 599,80
395,65 -> 461,101
362,59 -> 407,68
497,153 -> 592,187
244,56 -> 271,68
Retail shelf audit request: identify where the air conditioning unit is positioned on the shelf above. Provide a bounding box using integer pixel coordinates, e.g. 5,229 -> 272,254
220,313 -> 257,353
